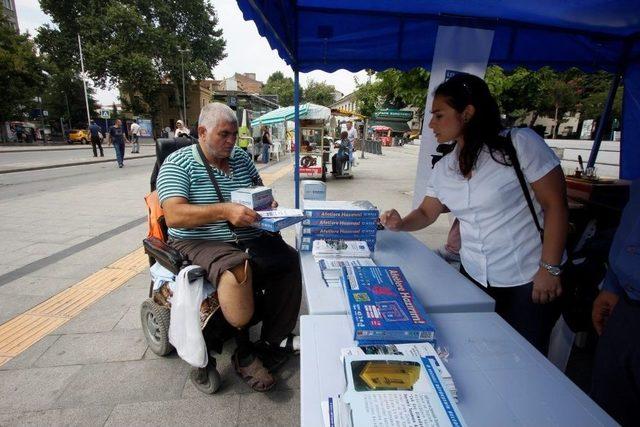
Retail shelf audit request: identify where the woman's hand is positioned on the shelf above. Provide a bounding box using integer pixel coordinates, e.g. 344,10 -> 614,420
531,268 -> 562,304
592,290 -> 620,335
271,199 -> 279,209
380,209 -> 403,231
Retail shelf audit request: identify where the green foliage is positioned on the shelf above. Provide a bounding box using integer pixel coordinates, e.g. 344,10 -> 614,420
302,79 -> 336,106
354,68 -> 430,119
0,16 -> 46,127
262,71 -> 300,106
37,0 -> 226,119
41,68 -> 99,128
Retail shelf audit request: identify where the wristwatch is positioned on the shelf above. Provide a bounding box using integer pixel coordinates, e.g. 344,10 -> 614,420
540,260 -> 563,276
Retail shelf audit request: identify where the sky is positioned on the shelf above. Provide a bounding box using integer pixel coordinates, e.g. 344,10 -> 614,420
16,0 -> 368,106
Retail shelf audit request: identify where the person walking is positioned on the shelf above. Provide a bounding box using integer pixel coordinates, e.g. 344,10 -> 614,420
346,121 -> 357,166
88,120 -> 104,157
108,119 -> 129,168
380,73 -> 568,355
130,120 -> 141,153
260,125 -> 272,164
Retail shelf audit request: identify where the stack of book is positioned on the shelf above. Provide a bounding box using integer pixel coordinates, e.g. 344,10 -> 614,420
316,257 -> 377,288
341,265 -> 436,345
299,200 -> 379,252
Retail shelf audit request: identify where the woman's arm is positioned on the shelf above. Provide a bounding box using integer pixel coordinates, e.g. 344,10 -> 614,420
530,166 -> 569,303
380,196 -> 446,232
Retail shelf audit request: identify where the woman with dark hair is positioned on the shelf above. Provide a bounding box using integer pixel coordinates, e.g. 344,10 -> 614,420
380,73 -> 568,354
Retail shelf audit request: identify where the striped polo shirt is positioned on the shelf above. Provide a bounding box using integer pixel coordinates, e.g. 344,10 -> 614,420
157,144 -> 263,242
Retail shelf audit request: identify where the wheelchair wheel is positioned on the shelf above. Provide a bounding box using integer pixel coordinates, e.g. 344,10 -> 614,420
141,298 -> 174,356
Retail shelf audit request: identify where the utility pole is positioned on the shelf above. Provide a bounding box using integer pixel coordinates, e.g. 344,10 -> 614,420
78,33 -> 92,128
179,48 -> 191,125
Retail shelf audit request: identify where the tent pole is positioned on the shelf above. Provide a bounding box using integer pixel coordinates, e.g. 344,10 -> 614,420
294,69 -> 301,208
587,72 -> 622,169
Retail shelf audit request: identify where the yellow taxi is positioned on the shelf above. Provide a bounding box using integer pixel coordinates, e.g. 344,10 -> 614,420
67,129 -> 91,144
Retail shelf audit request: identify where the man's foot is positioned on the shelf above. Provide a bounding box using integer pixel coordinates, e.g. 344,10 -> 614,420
232,350 -> 276,392
118,164 -> 123,168
190,358 -> 222,394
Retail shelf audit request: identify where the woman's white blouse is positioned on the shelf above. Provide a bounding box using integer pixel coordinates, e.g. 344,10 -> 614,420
425,128 -> 560,287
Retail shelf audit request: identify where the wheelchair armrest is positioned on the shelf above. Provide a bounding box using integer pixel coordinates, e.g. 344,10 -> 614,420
143,237 -> 189,275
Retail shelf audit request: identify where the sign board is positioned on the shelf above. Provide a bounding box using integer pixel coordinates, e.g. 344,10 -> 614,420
43,110 -> 49,117
372,109 -> 413,121
100,110 -> 111,119
580,119 -> 594,140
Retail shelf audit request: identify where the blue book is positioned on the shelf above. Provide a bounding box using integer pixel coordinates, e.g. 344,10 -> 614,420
303,200 -> 379,219
302,218 -> 378,228
342,266 -> 435,344
253,215 -> 305,232
301,226 -> 378,236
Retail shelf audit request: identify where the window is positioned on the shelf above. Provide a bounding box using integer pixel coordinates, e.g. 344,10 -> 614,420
3,0 -> 13,10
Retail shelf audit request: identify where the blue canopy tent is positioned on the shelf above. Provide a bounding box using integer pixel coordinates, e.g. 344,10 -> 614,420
236,0 -> 640,207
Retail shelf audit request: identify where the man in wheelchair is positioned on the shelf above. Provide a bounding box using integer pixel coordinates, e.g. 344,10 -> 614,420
156,103 -> 302,393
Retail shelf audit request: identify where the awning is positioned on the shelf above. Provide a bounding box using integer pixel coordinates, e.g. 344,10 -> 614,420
369,120 -> 410,133
251,103 -> 331,126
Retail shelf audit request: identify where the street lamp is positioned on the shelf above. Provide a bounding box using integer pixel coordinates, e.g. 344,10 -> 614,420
40,70 -> 50,144
179,48 -> 191,125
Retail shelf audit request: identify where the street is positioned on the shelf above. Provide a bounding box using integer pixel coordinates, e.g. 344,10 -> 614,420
0,143 -> 449,425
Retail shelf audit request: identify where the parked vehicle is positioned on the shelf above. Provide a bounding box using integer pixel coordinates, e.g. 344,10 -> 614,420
67,129 -> 90,144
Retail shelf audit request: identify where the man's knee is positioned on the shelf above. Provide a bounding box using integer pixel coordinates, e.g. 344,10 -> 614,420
217,261 -> 254,328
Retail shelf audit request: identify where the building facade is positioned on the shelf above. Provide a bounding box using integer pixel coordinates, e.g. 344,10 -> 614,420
2,0 -> 18,33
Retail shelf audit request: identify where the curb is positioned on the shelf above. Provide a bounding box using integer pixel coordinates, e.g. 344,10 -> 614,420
0,154 -> 156,174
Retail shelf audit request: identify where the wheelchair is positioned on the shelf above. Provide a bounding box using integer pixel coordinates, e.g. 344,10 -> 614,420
140,137 -> 235,393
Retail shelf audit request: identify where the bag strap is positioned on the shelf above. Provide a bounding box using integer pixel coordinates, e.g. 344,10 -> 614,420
196,143 -> 226,203
506,130 -> 543,241
195,143 -> 238,234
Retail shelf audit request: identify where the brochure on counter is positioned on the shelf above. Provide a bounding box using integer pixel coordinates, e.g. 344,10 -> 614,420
342,266 -> 436,344
312,240 -> 372,258
321,352 -> 466,427
317,258 -> 377,288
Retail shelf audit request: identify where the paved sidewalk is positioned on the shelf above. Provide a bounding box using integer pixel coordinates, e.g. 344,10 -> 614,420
0,145 -> 449,426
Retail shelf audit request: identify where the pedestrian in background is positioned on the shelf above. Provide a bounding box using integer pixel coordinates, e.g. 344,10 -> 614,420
108,119 -> 129,168
88,120 -> 104,157
130,120 -> 141,154
260,125 -> 272,163
346,121 -> 357,167
175,120 -> 190,138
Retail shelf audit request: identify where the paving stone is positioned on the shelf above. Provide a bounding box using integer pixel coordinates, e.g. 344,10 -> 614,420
0,273 -> 74,298
0,335 -> 60,371
0,365 -> 82,412
237,390 -> 300,427
0,405 -> 112,426
104,396 -> 239,426
54,358 -> 190,408
112,305 -> 142,331
0,294 -> 48,324
34,330 -> 147,367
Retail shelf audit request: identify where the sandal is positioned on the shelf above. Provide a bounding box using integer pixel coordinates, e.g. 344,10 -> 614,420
232,351 -> 276,392
254,342 -> 290,373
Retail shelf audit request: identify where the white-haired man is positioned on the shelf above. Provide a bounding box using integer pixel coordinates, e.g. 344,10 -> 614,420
157,103 -> 301,393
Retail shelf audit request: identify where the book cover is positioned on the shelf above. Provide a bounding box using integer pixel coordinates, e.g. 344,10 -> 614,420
342,266 -> 435,344
302,218 -> 379,228
301,237 -> 377,252
303,200 -> 379,219
252,215 -> 305,232
301,226 -> 378,236
340,354 -> 466,427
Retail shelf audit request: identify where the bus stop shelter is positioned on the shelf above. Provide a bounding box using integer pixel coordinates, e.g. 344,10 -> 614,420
236,0 -> 640,207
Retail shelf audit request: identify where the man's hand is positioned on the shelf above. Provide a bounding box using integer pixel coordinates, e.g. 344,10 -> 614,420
225,203 -> 260,227
380,209 -> 403,231
532,267 -> 562,304
592,290 -> 620,335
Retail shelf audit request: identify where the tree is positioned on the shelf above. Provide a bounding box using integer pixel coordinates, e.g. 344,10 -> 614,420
262,71 -> 300,106
0,16 -> 47,141
41,67 -> 99,130
303,80 -> 336,106
37,0 -> 226,128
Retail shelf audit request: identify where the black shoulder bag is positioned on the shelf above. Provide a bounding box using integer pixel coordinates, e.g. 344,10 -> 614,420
506,131 -> 599,332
